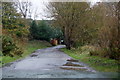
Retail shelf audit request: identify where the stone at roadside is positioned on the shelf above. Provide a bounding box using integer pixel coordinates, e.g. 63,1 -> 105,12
67,58 -> 79,62
30,54 -> 38,57
60,66 -> 87,70
63,61 -> 84,67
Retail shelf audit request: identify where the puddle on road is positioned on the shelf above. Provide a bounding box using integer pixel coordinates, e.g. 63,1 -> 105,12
43,69 -> 51,70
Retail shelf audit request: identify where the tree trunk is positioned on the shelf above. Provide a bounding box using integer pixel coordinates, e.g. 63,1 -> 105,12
117,2 -> 120,60
63,27 -> 71,50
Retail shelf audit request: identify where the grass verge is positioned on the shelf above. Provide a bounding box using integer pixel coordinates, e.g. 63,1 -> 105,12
1,40 -> 51,67
61,46 -> 120,72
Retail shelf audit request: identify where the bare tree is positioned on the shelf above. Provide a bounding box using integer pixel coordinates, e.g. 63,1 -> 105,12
15,0 -> 32,19
33,8 -> 38,20
46,2 -> 90,49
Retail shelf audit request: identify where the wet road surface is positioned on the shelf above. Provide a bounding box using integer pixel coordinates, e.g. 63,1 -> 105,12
2,45 -> 119,78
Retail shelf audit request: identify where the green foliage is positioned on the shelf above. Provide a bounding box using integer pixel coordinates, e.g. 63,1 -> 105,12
2,2 -> 30,58
2,35 -> 23,57
16,31 -> 22,37
37,20 -> 52,41
29,20 -> 38,39
2,2 -> 29,38
29,20 -> 63,41
2,36 -> 16,56
2,2 -> 21,29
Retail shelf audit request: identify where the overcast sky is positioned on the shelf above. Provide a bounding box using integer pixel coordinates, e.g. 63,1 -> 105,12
26,0 -> 101,20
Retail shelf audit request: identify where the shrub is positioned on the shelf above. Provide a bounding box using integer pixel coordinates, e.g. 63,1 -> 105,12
81,45 -> 95,52
13,48 -> 23,56
2,35 -> 23,57
16,31 -> 22,37
89,50 -> 99,56
89,47 -> 120,60
108,48 -> 120,60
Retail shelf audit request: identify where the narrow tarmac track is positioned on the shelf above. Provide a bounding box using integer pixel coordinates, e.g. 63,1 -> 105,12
2,45 -> 119,78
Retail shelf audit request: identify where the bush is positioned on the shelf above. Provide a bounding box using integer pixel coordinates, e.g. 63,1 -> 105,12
89,47 -> 120,60
90,49 -> 102,56
81,45 -> 95,52
2,35 -> 23,57
108,48 -> 120,60
73,42 -> 84,48
13,48 -> 23,56
16,31 -> 22,37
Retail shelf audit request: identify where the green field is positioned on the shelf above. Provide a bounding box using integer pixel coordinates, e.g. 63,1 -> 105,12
1,40 -> 51,67
61,46 -> 120,72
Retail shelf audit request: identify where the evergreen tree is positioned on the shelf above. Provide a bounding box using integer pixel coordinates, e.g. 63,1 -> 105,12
2,2 -> 21,30
29,20 -> 38,39
29,20 -> 63,41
